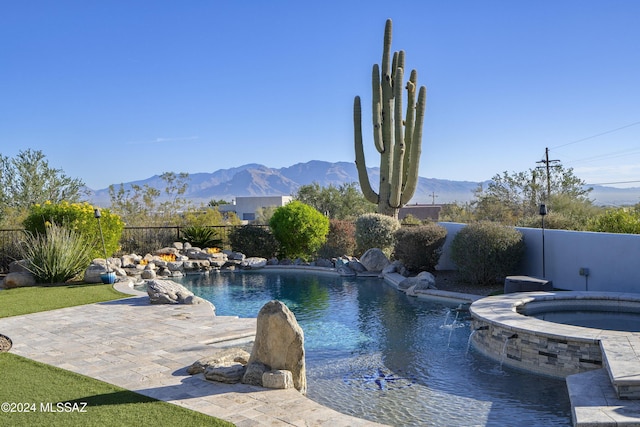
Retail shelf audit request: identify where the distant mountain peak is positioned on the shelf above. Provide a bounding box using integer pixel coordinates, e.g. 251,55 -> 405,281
87,160 -> 640,206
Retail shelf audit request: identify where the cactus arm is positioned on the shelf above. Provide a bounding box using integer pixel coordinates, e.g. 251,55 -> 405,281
390,66 -> 405,208
372,64 -> 384,153
400,85 -> 427,205
381,19 -> 392,78
402,70 -> 418,189
354,95 -> 379,204
391,51 -> 398,83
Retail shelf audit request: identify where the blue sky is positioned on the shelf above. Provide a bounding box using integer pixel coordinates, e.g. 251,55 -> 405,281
2,0 -> 640,190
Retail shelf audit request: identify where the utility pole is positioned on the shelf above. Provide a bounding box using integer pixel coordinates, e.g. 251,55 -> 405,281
430,191 -> 438,205
536,147 -> 561,200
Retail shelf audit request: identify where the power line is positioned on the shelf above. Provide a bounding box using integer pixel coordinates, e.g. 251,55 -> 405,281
551,120 -> 640,150
545,120 -> 640,187
586,180 -> 640,186
563,147 -> 640,167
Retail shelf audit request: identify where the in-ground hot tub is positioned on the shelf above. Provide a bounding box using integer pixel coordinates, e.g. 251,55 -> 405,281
468,291 -> 640,379
520,296 -> 640,332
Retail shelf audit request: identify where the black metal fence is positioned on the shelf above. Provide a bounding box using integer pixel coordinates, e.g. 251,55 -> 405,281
117,225 -> 246,256
0,225 -> 269,274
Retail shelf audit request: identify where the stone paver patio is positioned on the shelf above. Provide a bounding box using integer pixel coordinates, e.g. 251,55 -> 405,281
0,283 -> 384,426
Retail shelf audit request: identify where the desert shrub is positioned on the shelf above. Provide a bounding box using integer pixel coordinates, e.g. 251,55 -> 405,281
269,201 -> 329,260
354,213 -> 400,257
400,214 -> 422,226
23,201 -> 124,260
317,219 -> 356,259
450,221 -> 524,286
182,208 -> 225,227
181,226 -> 223,248
18,223 -> 92,283
519,211 -> 586,231
229,226 -> 279,258
587,208 -> 640,234
393,224 -> 447,273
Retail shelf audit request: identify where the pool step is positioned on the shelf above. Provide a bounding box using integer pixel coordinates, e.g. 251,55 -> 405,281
568,337 -> 640,426
600,336 -> 640,400
567,368 -> 640,426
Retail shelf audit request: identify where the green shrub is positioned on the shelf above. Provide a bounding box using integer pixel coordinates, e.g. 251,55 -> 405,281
23,201 -> 124,260
317,219 -> 356,259
519,211 -> 586,231
393,224 -> 447,273
587,208 -> 640,234
181,225 -> 222,248
229,226 -> 279,258
400,214 -> 422,226
269,201 -> 329,260
450,221 -> 525,286
355,213 -> 400,257
18,223 -> 92,283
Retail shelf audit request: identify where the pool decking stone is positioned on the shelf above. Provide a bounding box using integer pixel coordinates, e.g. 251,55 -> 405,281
0,281 -> 385,426
568,369 -> 640,427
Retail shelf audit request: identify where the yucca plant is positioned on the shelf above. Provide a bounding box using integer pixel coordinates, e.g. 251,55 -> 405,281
181,225 -> 222,249
18,223 -> 93,284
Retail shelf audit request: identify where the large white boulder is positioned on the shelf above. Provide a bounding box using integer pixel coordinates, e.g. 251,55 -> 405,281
242,300 -> 306,394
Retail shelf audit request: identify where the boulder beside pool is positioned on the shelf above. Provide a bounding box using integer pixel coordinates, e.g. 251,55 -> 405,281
242,300 -> 306,394
146,279 -> 216,313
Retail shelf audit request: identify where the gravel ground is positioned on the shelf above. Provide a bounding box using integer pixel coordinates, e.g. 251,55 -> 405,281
432,270 -> 503,296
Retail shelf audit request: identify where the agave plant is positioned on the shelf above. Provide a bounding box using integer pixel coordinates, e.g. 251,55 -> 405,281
180,226 -> 222,249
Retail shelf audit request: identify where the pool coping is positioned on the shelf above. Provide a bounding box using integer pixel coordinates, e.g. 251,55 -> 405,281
470,291 -> 640,426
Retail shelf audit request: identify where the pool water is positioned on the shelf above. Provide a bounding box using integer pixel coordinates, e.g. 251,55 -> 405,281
531,310 -> 640,332
177,271 -> 571,426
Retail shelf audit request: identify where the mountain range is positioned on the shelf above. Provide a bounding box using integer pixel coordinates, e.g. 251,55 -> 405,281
88,160 -> 640,207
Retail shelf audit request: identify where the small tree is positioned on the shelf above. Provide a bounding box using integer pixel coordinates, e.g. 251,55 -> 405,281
450,221 -> 524,286
472,166 -> 593,225
295,182 -> 375,220
0,149 -> 86,227
108,171 -> 190,226
269,201 -> 329,260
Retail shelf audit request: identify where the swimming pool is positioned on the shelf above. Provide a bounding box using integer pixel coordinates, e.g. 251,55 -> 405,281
176,271 -> 571,426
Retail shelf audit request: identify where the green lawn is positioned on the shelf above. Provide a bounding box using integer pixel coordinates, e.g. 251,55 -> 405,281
0,283 -> 130,318
0,284 -> 233,426
0,352 -> 232,427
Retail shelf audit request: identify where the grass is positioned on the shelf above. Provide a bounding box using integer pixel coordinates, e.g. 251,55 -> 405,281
0,284 -> 233,426
0,352 -> 233,427
0,283 -> 130,318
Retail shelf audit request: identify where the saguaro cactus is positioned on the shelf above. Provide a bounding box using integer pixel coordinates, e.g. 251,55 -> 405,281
354,19 -> 427,219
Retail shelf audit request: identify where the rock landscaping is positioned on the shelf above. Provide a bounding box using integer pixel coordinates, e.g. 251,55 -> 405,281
186,300 -> 307,394
77,244 -> 403,285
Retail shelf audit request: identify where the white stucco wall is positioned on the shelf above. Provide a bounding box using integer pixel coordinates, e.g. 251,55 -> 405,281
437,222 -> 640,293
219,196 -> 293,221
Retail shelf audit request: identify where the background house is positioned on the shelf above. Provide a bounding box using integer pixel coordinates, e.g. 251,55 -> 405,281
398,204 -> 442,222
218,196 -> 293,222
